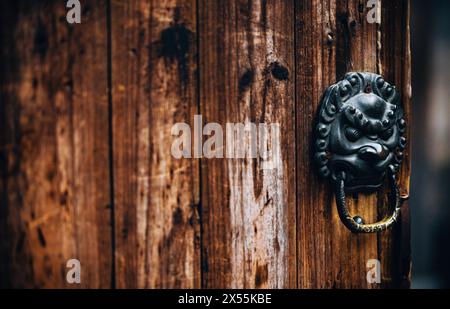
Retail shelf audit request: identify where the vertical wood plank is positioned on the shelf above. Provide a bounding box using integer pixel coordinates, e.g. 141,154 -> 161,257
111,0 -> 200,288
0,0 -> 112,288
199,0 -> 296,288
296,0 -> 336,288
334,0 -> 379,289
378,0 -> 412,288
296,0 -> 409,288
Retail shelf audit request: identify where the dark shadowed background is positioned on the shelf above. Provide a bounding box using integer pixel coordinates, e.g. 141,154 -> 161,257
411,0 -> 450,289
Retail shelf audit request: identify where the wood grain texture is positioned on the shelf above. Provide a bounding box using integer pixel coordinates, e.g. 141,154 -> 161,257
111,0 -> 200,288
0,0 -> 112,288
0,0 -> 411,289
199,0 -> 296,288
377,0 -> 411,288
295,0 -> 411,288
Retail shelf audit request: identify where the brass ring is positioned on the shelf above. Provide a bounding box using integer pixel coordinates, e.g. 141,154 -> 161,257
334,166 -> 401,233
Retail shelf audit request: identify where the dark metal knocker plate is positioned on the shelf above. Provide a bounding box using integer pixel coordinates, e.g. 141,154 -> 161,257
314,72 -> 406,233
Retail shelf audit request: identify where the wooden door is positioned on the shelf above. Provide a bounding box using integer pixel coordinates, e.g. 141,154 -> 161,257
0,0 -> 411,288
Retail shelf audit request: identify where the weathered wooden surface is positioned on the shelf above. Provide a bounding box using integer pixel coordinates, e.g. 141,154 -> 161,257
296,0 -> 411,288
199,0 -> 296,288
111,0 -> 200,288
378,0 -> 411,288
0,0 -> 411,288
0,0 -> 112,288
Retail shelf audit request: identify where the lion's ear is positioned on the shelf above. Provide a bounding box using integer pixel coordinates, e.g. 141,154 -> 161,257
314,86 -> 340,180
318,85 -> 339,124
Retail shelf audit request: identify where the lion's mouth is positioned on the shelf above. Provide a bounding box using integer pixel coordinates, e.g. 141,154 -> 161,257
329,160 -> 388,193
344,173 -> 385,193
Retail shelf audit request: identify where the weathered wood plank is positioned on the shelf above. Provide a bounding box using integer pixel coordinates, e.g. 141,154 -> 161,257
0,0 -> 112,288
378,0 -> 412,288
334,0 -> 378,289
295,0 -> 409,288
199,0 -> 296,288
111,0 -> 200,288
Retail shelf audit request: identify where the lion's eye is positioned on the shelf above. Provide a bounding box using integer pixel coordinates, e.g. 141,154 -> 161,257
345,127 -> 362,142
380,128 -> 394,140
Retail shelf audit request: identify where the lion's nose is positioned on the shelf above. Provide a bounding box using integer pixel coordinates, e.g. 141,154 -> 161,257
358,144 -> 387,164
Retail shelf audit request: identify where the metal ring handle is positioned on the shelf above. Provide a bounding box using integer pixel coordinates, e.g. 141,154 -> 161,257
334,166 -> 401,233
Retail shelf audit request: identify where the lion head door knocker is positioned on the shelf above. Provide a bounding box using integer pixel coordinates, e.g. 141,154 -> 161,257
314,72 -> 407,233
